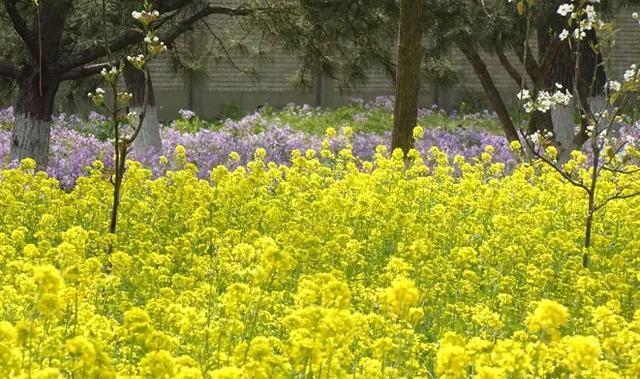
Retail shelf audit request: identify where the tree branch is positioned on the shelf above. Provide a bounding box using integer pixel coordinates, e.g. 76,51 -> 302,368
2,0 -> 38,58
497,49 -> 524,88
539,37 -> 563,77
593,189 -> 640,213
59,61 -> 117,81
54,9 -> 180,75
513,40 -> 541,82
458,41 -> 520,143
199,19 -> 253,76
602,166 -> 640,175
162,6 -> 252,46
523,136 -> 590,193
376,51 -> 396,85
54,28 -> 145,76
55,5 -> 251,76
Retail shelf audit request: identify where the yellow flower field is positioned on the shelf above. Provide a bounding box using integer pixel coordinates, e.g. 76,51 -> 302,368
1,146 -> 639,378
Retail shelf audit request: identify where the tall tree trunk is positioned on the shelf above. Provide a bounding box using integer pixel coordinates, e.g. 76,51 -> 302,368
10,70 -> 59,167
458,42 -> 521,143
553,37 -> 576,158
391,0 -> 424,155
542,14 -> 606,159
124,62 -> 162,154
9,0 -> 71,168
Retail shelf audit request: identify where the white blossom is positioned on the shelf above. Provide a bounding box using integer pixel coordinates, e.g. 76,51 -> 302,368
624,65 -> 637,82
585,5 -> 597,22
557,4 -> 574,17
517,89 -> 530,101
607,80 -> 621,92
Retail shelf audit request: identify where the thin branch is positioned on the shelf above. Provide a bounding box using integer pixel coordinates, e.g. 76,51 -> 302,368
200,19 -> 252,75
2,0 -> 38,58
122,68 -> 149,145
523,135 -> 590,192
601,166 -> 640,175
59,61 -> 117,81
513,40 -> 540,81
593,189 -> 640,213
376,50 -> 397,84
162,6 -> 252,46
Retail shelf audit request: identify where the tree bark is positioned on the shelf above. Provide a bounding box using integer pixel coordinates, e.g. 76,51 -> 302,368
8,0 -> 70,168
542,15 -> 606,159
496,49 -> 524,88
551,103 -> 575,161
10,71 -> 60,167
458,42 -> 520,143
123,62 -> 162,154
391,0 -> 424,155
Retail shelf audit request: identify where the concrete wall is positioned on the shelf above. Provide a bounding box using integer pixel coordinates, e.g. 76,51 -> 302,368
149,4 -> 640,120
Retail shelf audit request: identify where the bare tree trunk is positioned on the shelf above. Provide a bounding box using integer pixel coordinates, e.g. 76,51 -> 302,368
391,0 -> 424,155
551,103 -> 574,160
8,0 -> 71,168
10,70 -> 59,167
544,15 -> 606,159
11,115 -> 52,168
123,62 -> 162,154
458,42 -> 520,143
551,38 -> 576,158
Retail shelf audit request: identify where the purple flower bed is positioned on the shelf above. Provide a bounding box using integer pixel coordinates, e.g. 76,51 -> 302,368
0,105 -> 515,189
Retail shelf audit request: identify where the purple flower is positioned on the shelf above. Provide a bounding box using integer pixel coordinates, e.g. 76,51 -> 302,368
179,109 -> 196,120
0,107 -> 15,125
0,104 -> 521,188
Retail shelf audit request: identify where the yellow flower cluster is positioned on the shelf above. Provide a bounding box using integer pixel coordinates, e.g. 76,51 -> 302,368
0,147 -> 639,378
